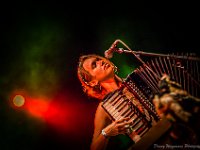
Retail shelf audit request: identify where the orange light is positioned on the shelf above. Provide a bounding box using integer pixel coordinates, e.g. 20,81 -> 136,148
13,95 -> 25,107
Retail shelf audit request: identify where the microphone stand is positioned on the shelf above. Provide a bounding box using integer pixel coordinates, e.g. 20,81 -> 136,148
112,39 -> 200,81
116,48 -> 200,62
112,39 -> 200,62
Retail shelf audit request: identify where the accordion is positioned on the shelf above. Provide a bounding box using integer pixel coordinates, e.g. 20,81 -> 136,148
101,52 -> 200,147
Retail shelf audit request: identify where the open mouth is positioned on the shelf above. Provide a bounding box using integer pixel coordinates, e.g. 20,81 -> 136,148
103,63 -> 110,70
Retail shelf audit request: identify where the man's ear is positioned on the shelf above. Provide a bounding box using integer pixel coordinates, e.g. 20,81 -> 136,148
89,80 -> 99,87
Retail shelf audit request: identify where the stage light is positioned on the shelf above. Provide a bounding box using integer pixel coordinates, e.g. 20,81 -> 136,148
13,95 -> 25,107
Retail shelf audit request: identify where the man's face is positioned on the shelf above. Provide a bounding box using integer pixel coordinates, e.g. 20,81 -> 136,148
82,56 -> 115,82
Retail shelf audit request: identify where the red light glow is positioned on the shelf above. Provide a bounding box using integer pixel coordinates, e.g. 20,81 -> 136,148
10,90 -> 90,136
24,97 -> 49,119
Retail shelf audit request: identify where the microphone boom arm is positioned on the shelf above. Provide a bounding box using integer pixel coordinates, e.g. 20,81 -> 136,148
108,39 -> 200,81
112,39 -> 200,62
117,49 -> 200,61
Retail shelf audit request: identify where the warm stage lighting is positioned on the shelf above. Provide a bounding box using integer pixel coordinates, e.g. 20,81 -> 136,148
10,90 -> 86,135
13,95 -> 25,107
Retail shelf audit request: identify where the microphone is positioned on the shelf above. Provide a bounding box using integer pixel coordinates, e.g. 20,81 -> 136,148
104,40 -> 120,59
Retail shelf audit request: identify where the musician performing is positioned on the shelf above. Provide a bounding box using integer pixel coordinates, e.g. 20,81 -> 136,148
77,39 -> 200,150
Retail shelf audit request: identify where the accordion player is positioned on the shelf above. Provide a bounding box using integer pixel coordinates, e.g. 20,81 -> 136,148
77,48 -> 200,150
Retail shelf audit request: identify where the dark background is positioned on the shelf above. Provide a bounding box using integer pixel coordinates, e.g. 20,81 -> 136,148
0,2 -> 199,150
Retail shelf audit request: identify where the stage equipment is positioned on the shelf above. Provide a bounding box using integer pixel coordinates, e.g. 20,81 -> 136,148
102,39 -> 200,149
